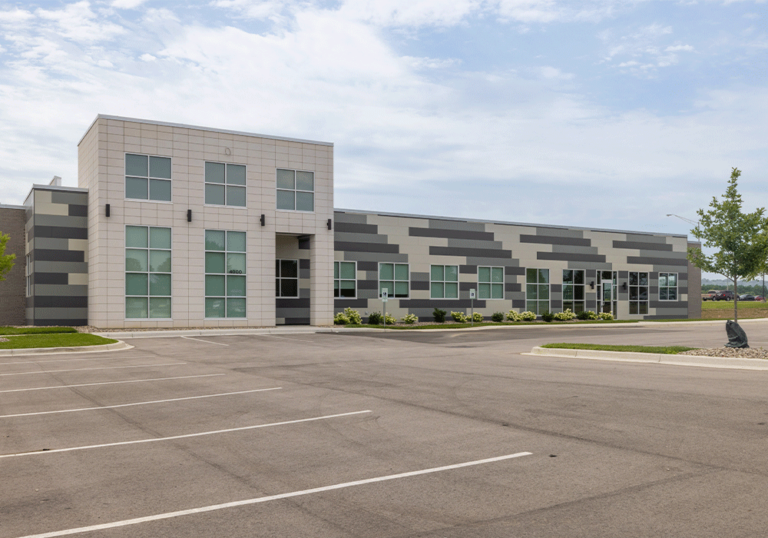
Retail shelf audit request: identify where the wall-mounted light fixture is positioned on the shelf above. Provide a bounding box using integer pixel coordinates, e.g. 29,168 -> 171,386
260,214 -> 266,227
589,281 -> 595,289
327,219 -> 332,230
187,210 -> 192,223
105,204 -> 110,218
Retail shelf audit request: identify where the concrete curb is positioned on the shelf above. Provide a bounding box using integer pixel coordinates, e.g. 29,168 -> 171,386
95,327 -> 335,339
0,340 -> 132,357
529,346 -> 768,370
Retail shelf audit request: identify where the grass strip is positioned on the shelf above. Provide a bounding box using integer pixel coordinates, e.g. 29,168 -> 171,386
541,343 -> 696,355
0,334 -> 117,350
0,327 -> 78,335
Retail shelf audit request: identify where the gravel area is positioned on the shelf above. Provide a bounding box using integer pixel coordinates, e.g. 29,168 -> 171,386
679,347 -> 768,359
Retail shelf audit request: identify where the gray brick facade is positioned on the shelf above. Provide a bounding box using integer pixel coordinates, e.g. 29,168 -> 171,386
0,205 -> 27,325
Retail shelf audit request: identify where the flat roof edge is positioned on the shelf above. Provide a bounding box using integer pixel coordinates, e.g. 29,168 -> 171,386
333,208 -> 690,239
32,184 -> 89,193
0,204 -> 26,210
78,114 -> 334,147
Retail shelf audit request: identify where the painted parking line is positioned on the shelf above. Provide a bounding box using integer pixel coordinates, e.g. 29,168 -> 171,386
0,410 -> 372,459
0,363 -> 186,377
0,387 -> 282,418
181,336 -> 229,346
0,355 -> 151,366
15,451 -> 532,538
0,374 -> 225,394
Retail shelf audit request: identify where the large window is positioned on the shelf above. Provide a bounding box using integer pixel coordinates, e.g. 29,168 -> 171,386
335,261 -> 357,298
526,268 -> 550,315
205,230 -> 246,318
126,226 -> 171,319
562,269 -> 585,313
379,263 -> 409,298
276,259 -> 299,297
629,272 -> 649,314
659,272 -> 678,301
478,266 -> 504,299
431,265 -> 458,299
125,154 -> 171,202
276,169 -> 314,211
205,162 -> 246,207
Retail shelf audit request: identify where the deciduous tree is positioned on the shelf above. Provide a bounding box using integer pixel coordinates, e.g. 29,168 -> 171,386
0,232 -> 16,282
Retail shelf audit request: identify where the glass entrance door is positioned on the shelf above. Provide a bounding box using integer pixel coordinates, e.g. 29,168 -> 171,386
597,270 -> 617,317
602,282 -> 613,314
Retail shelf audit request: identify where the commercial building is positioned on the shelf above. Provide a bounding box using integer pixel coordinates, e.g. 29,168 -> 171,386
0,115 -> 701,327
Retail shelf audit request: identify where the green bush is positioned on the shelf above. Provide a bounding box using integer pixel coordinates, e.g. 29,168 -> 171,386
520,311 -> 537,321
334,312 -> 350,325
368,312 -> 383,325
507,310 -> 522,321
577,310 -> 598,320
541,311 -> 555,322
433,308 -> 447,323
599,312 -> 614,320
472,312 -> 484,322
451,311 -> 468,322
385,313 -> 396,325
553,309 -> 575,321
492,312 -> 504,322
402,313 -> 418,324
343,307 -> 362,325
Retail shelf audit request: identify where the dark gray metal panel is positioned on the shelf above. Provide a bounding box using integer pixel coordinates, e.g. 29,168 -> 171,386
586,300 -> 597,309
33,226 -> 87,240
505,283 -> 521,292
409,227 -> 495,241
276,298 -> 310,308
625,233 -> 668,244
411,272 -> 429,281
356,261 -> 378,271
34,249 -> 85,262
446,238 -> 505,250
34,318 -> 87,326
33,214 -> 88,228
411,281 -> 429,291
521,235 -> 591,247
398,299 -> 484,308
335,222 -> 378,234
551,284 -> 562,293
627,256 -> 687,266
35,285 -> 88,296
68,204 -> 88,217
358,280 -> 378,290
466,257 -> 517,267
334,232 -> 390,244
504,266 -> 526,276
35,261 -> 88,273
33,307 -> 88,320
333,211 -> 368,224
34,296 -> 88,308
459,265 -> 477,274
281,317 -> 311,325
551,245 -> 601,255
512,299 -> 526,308
430,246 -> 512,259
428,219 -> 486,232
536,227 -> 584,239
34,273 -> 69,285
299,259 -> 310,269
335,241 -> 399,254
613,240 -> 673,251
50,191 -> 88,205
551,300 -> 563,309
33,238 -> 70,250
334,299 -> 368,308
340,252 -> 408,263
538,252 -> 606,263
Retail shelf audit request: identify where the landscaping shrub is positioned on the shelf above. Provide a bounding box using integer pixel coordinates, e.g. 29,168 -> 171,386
433,308 -> 447,323
472,312 -> 484,322
451,311 -> 469,322
599,312 -> 614,320
507,310 -> 522,321
402,313 -> 418,324
343,307 -> 362,325
554,309 -> 576,321
541,311 -> 555,322
520,311 -> 537,321
368,312 -> 383,325
385,313 -> 396,325
577,310 -> 598,320
492,312 -> 504,322
334,312 -> 350,325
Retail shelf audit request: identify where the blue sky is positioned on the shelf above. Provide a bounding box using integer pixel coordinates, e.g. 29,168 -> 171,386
0,0 -> 766,246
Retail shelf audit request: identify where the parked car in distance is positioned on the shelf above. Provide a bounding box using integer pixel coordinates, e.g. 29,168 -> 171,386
702,290 -> 718,301
739,294 -> 756,301
714,290 -> 734,301
756,296 -> 765,302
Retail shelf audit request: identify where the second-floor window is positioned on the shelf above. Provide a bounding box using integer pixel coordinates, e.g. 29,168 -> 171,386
276,169 -> 314,211
125,154 -> 171,202
205,162 -> 246,207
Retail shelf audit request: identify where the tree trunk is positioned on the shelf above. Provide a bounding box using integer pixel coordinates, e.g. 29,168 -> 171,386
734,278 -> 738,323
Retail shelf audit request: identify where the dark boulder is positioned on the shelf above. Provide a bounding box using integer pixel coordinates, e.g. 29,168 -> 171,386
725,320 -> 749,349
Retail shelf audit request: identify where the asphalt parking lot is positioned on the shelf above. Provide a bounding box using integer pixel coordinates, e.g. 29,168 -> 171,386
3,321 -> 768,537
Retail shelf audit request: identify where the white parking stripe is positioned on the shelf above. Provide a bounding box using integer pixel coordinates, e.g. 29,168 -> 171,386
181,336 -> 229,346
0,410 -> 372,459
15,452 -> 532,538
0,355 -> 146,366
0,374 -> 225,394
0,363 -> 185,377
0,387 -> 282,418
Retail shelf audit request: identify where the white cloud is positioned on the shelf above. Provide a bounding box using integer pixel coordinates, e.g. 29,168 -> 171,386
0,8 -> 34,24
35,2 -> 126,43
112,0 -> 150,9
140,53 -> 157,61
665,44 -> 694,52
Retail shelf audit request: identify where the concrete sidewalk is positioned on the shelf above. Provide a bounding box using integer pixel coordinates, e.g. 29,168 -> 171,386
95,326 -> 335,339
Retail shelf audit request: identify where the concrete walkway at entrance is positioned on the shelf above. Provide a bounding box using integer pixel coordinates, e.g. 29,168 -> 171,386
95,326 -> 335,339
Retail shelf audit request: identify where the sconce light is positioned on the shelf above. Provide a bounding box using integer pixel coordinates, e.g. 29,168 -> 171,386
260,214 -> 266,227
187,210 -> 192,223
327,219 -> 332,230
105,204 -> 110,218
589,281 -> 595,289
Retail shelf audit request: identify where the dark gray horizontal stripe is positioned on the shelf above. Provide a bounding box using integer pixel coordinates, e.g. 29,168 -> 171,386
409,227 -> 494,241
32,226 -> 87,240
334,299 -> 368,308
619,271 -> 628,278
281,318 -> 310,325
586,300 -> 597,308
411,281 -> 429,291
34,296 -> 88,308
551,300 -> 562,309
68,204 -> 88,217
335,241 -> 399,254
276,298 -> 310,308
298,237 -> 310,250
34,273 -> 69,285
398,299 -> 487,309
335,222 -> 378,234
34,249 -> 85,262
512,299 -> 525,308
34,319 -> 87,327
460,265 -> 477,274
626,256 -> 688,266
505,283 -> 521,292
537,252 -> 606,263
521,234 -> 591,247
429,246 -> 512,259
358,280 -> 378,290
299,258 -> 310,269
50,191 -> 88,205
551,284 -> 562,292
356,261 -> 378,271
586,269 -> 597,277
613,240 -> 673,251
333,211 -> 368,224
505,266 -> 525,276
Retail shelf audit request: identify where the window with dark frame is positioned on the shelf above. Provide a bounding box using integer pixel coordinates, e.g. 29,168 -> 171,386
204,230 -> 246,318
276,169 -> 314,212
334,261 -> 357,298
562,269 -> 585,313
205,162 -> 246,207
629,272 -> 649,314
379,263 -> 409,298
478,266 -> 504,299
525,268 -> 550,315
276,259 -> 299,298
659,272 -> 678,301
125,154 -> 171,202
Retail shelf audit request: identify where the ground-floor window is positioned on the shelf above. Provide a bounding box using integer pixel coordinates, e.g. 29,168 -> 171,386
478,266 -> 504,299
276,259 -> 299,298
629,272 -> 649,314
379,263 -> 409,298
335,261 -> 357,298
205,230 -> 246,318
430,265 -> 458,299
526,268 -> 549,314
659,272 -> 678,301
126,225 -> 172,318
562,269 -> 585,312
